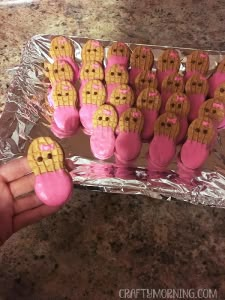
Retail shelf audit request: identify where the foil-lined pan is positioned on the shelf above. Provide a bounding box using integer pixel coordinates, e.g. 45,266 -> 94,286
1,34 -> 225,208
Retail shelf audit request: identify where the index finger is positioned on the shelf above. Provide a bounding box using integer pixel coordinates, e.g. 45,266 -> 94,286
0,157 -> 31,183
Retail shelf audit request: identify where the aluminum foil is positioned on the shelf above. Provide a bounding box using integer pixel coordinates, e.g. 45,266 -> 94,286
1,34 -> 225,208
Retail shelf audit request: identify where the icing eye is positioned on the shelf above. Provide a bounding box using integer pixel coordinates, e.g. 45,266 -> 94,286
87,49 -> 91,52
94,92 -> 98,95
57,93 -> 62,96
113,49 -> 117,52
55,46 -> 58,49
168,81 -> 173,85
45,67 -> 49,72
167,122 -> 171,127
105,117 -> 109,121
37,156 -> 43,162
98,116 -> 102,120
220,88 -> 225,93
54,69 -> 58,73
133,118 -> 137,122
125,117 -> 130,121
122,96 -> 126,100
198,61 -> 202,65
61,68 -> 65,72
192,82 -> 196,86
61,45 -> 64,49
161,122 -> 165,126
135,55 -> 139,59
142,99 -> 146,103
205,108 -> 209,112
195,128 -> 200,132
198,83 -> 202,87
93,49 -> 97,52
86,91 -> 90,94
85,69 -> 89,73
170,60 -> 174,64
47,153 -> 53,159
171,103 -> 175,107
175,82 -> 180,87
115,96 -> 120,100
203,129 -> 208,134
213,109 -> 217,114
191,60 -> 196,64
141,79 -> 145,83
178,103 -> 182,108
117,72 -> 122,76
163,59 -> 167,63
111,72 -> 115,76
120,49 -> 123,53
65,92 -> 69,96
148,79 -> 152,83
92,69 -> 95,72
142,55 -> 146,59
149,100 -> 153,104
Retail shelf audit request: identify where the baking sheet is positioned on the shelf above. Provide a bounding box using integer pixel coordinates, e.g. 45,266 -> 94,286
1,34 -> 225,207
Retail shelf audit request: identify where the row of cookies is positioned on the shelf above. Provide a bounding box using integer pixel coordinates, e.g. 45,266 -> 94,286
44,36 -> 80,138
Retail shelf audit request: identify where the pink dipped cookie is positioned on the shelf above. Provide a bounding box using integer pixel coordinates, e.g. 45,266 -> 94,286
148,112 -> 180,172
209,58 -> 225,97
157,49 -> 180,91
109,84 -> 135,118
198,98 -> 225,127
47,60 -> 76,85
129,46 -> 154,85
160,72 -> 184,113
180,117 -> 215,170
185,50 -> 209,82
27,137 -> 73,206
115,108 -> 144,162
79,80 -> 106,134
134,70 -> 158,96
214,82 -> 225,103
49,36 -> 79,81
90,104 -> 118,160
81,40 -> 104,64
50,81 -> 79,138
105,64 -> 129,102
79,61 -> 104,87
165,92 -> 190,144
136,87 -> 161,141
107,42 -> 131,69
185,73 -> 209,122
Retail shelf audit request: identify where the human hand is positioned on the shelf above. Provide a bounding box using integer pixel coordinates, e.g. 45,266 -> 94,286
0,157 -> 65,246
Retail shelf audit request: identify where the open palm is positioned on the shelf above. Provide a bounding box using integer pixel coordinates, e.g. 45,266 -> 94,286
0,157 -> 63,246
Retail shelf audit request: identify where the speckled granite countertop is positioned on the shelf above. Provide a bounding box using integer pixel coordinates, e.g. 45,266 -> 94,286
1,1 -> 225,299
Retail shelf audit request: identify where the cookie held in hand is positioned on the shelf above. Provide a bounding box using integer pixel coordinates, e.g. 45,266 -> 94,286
27,137 -> 73,206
